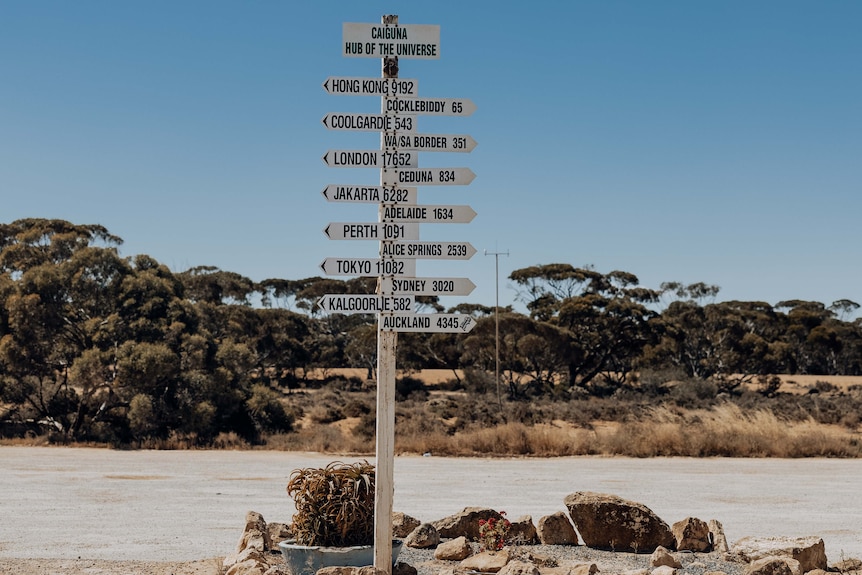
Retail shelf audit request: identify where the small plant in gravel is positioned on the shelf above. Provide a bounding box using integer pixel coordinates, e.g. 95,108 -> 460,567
478,511 -> 511,551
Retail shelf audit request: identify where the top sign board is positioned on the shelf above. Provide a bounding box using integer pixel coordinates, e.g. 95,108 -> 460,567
343,23 -> 440,59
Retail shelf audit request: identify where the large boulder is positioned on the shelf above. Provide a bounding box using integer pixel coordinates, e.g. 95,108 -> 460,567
564,492 -> 675,553
731,536 -> 827,572
432,507 -> 504,540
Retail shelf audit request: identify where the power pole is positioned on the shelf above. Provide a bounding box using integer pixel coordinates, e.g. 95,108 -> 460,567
485,248 -> 508,408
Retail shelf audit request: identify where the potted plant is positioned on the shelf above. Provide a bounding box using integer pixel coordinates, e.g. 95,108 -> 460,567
279,461 -> 402,575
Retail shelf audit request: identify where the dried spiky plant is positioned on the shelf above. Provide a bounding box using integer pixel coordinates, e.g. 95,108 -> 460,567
286,460 -> 375,547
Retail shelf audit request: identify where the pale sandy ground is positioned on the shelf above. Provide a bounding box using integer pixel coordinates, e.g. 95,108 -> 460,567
1,447 -> 860,574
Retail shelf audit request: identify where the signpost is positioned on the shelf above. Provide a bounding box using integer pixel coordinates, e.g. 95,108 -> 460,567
379,204 -> 476,223
323,76 -> 418,96
316,294 -> 413,314
379,313 -> 477,333
322,185 -> 417,204
321,16 -> 476,573
342,22 -> 440,59
381,133 -> 477,152
379,276 -> 477,296
379,241 -> 476,260
323,149 -> 418,168
324,222 -> 419,240
394,167 -> 476,186
319,257 -> 416,277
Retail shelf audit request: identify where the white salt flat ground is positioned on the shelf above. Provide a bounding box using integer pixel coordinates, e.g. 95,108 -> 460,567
0,447 -> 859,562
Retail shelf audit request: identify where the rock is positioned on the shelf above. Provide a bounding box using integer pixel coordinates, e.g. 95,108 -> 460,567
732,536 -> 827,572
434,536 -> 473,561
673,517 -> 711,552
226,559 -> 267,575
263,566 -> 289,575
224,511 -> 278,574
238,511 -> 270,553
831,558 -> 862,572
567,563 -> 600,575
537,511 -> 579,546
509,549 -> 558,568
404,522 -> 440,548
564,492 -> 675,553
806,569 -> 829,575
743,556 -> 803,575
651,566 -> 678,575
460,549 -> 511,573
498,559 -> 540,575
621,570 -> 650,575
708,520 -> 730,554
651,546 -> 682,568
432,507 -> 503,540
509,515 -> 539,545
393,512 -> 422,538
266,522 -> 292,548
393,562 -> 418,575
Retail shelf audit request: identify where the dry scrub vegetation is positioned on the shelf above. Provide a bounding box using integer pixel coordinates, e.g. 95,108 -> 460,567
250,371 -> 862,457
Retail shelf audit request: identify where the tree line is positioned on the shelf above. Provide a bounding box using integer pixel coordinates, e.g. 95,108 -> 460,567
1,219 -> 860,444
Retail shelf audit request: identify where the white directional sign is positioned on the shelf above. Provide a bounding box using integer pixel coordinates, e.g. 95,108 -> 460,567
382,133 -> 476,153
322,113 -> 415,132
395,168 -> 476,186
343,23 -> 440,59
380,241 -> 476,260
324,222 -> 420,241
323,77 -> 418,96
379,313 -> 477,333
320,257 -> 416,277
317,294 -> 414,314
322,185 -> 417,204
323,150 -> 418,168
380,276 -> 477,296
381,97 -> 476,117
380,204 -> 476,223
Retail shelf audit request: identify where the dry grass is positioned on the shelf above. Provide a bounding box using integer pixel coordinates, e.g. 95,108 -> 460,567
266,402 -> 862,458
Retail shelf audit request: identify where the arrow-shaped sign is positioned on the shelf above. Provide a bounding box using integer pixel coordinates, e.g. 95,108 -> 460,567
381,133 -> 477,153
380,276 -> 476,296
393,168 -> 476,186
380,241 -> 477,260
320,258 -> 416,277
322,185 -> 417,204
324,222 -> 420,241
322,113 -> 415,132
380,204 -> 476,224
381,97 -> 477,117
323,77 -> 419,96
316,294 -> 414,314
379,313 -> 477,333
323,150 -> 418,169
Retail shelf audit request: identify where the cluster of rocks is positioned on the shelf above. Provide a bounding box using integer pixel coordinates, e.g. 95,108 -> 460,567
222,491 -> 861,575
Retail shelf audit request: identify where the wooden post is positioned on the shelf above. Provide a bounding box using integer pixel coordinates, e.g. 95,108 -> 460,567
374,14 -> 398,575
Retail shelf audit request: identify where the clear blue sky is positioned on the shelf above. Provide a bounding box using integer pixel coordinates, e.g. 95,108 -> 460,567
2,1 -> 860,314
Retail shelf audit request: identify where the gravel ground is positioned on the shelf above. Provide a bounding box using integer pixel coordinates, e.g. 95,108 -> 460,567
399,544 -> 748,575
2,447 -> 860,574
